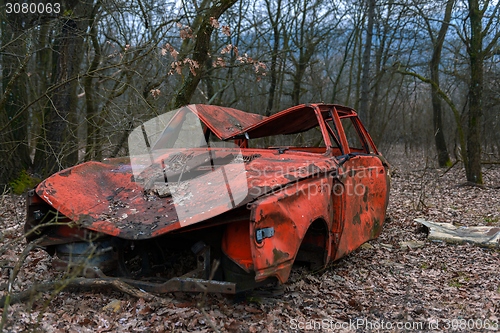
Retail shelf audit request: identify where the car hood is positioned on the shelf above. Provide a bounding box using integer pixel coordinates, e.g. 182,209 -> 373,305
36,149 -> 337,239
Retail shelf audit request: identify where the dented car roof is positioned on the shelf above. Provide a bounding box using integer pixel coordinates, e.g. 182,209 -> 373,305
230,103 -> 357,139
181,104 -> 266,140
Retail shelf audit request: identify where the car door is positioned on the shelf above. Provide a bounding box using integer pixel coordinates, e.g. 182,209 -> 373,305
331,114 -> 390,260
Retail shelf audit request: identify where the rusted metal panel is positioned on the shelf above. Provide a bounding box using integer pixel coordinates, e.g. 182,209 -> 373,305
333,156 -> 390,260
249,176 -> 334,283
190,104 -> 266,140
26,103 -> 390,294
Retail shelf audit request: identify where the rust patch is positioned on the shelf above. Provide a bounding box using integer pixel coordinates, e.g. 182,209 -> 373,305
59,169 -> 72,177
273,248 -> 289,263
363,187 -> 369,203
307,163 -> 322,175
371,218 -> 381,238
353,212 -> 361,225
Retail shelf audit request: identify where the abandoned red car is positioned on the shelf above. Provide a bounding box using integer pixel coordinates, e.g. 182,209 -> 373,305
25,103 -> 390,294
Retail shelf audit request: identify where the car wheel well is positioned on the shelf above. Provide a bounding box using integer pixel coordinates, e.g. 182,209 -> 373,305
295,219 -> 328,270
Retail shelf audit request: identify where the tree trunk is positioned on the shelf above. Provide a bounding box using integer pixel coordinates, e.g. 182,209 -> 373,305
203,57 -> 215,102
359,0 -> 375,125
84,4 -> 102,162
465,0 -> 483,184
265,0 -> 282,116
430,0 -> 454,168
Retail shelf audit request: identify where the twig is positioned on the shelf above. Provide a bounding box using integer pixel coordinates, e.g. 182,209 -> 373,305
196,259 -> 221,333
0,185 -> 9,207
440,159 -> 460,177
0,277 -> 172,308
0,238 -> 43,331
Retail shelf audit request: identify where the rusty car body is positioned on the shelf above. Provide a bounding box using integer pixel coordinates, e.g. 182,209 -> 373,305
25,103 -> 390,294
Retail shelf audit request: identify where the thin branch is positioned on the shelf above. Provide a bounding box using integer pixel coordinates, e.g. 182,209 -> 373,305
0,238 -> 43,331
0,276 -> 172,308
0,46 -> 32,112
0,42 -> 157,134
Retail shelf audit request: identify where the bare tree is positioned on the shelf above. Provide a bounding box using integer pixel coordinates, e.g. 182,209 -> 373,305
462,0 -> 500,183
359,0 -> 375,125
0,19 -> 31,184
32,1 -> 93,176
410,0 -> 455,167
281,0 -> 342,107
429,0 -> 454,167
173,0 -> 238,108
264,0 -> 283,116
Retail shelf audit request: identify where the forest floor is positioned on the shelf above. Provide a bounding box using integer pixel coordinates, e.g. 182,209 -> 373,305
0,147 -> 499,332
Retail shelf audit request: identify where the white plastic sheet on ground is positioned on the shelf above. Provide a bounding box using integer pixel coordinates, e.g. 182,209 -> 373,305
415,218 -> 500,248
